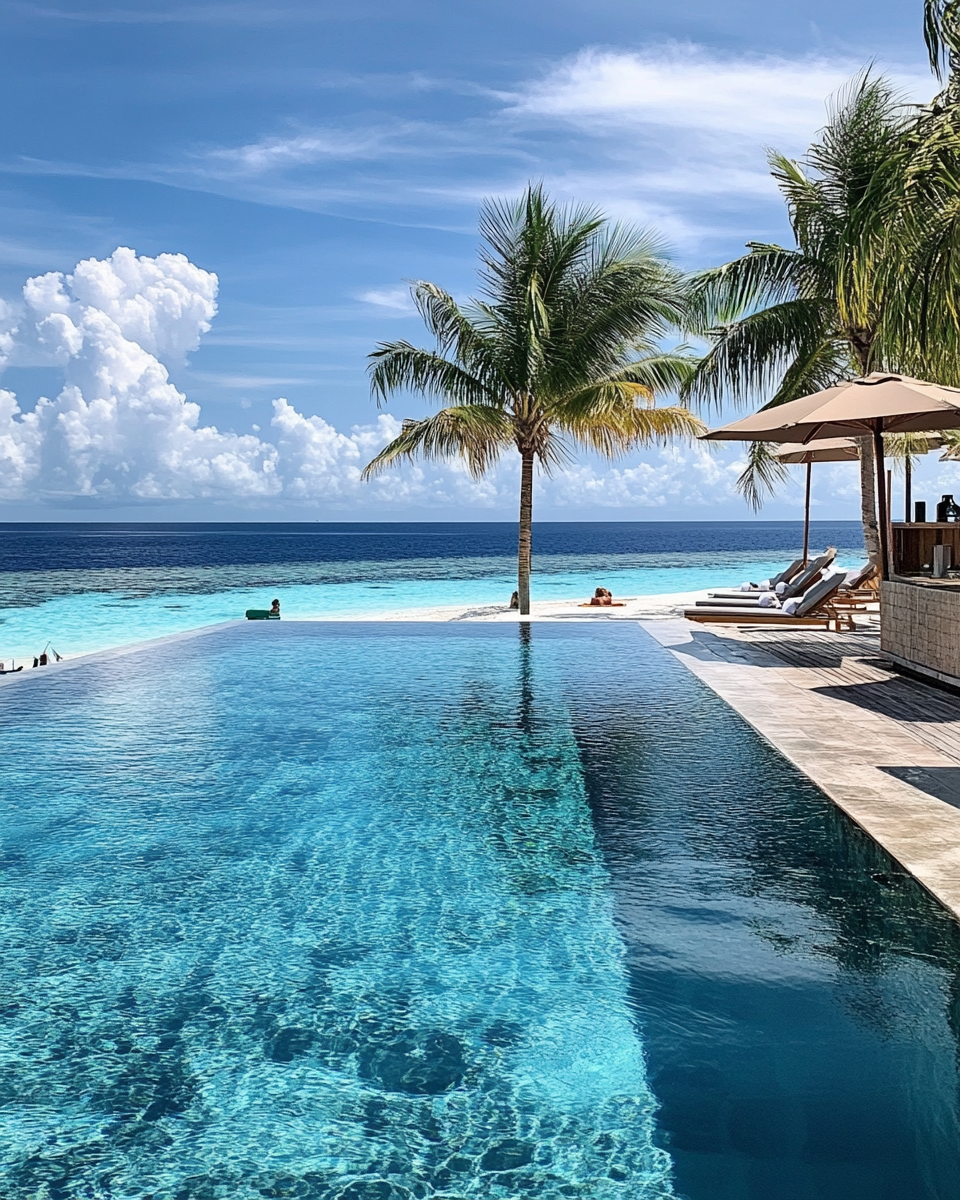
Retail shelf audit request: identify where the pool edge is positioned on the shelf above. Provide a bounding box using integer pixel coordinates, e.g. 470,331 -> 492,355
641,618 -> 960,924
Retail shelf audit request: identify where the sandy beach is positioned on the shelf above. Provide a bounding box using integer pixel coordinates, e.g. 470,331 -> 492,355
302,588 -> 712,623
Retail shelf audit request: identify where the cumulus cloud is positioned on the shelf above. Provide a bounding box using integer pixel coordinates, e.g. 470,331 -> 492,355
0,249 -> 280,501
0,246 -> 792,513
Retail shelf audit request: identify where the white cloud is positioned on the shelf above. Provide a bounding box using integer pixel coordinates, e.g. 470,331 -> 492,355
0,247 -> 904,516
358,285 -> 415,313
178,44 -> 932,242
0,249 -> 276,501
505,46 -> 924,141
212,128 -> 398,172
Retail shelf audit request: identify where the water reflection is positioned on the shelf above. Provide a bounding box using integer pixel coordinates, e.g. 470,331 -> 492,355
570,631 -> 960,1200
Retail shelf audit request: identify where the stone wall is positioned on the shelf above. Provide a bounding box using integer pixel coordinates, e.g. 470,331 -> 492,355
882,580 -> 960,685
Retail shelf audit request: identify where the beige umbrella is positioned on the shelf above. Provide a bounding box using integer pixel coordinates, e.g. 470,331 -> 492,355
773,438 -> 860,566
703,373 -> 960,579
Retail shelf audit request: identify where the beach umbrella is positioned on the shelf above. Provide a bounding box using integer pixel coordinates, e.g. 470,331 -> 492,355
773,438 -> 860,566
702,373 -> 960,579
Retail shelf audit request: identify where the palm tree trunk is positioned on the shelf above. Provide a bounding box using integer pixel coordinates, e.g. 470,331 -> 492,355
517,450 -> 534,615
850,340 -> 880,564
858,435 -> 881,564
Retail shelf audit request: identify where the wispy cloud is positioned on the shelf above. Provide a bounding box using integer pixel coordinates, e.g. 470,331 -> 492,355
187,372 -> 314,388
358,286 -> 415,313
504,45 -> 921,140
0,43 -> 936,256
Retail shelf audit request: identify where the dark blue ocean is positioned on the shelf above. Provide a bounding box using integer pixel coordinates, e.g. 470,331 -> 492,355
1,520 -> 863,573
0,521 -> 865,662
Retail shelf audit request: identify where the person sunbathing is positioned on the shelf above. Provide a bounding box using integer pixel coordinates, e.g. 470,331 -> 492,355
580,587 -> 625,608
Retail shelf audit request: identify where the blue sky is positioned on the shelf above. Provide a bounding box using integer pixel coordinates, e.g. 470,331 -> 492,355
0,0 -> 952,521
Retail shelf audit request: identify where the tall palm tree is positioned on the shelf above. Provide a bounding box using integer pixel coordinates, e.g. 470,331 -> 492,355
688,74 -> 951,561
362,185 -> 703,614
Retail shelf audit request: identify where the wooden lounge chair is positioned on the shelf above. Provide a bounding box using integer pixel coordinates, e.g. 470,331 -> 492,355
836,562 -> 878,599
707,557 -> 806,598
699,557 -> 876,611
684,572 -> 856,632
700,552 -> 835,609
710,547 -> 835,600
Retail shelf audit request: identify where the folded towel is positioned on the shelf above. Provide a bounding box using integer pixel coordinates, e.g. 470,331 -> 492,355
740,582 -> 757,591
782,598 -> 800,615
758,593 -> 777,608
775,581 -> 787,596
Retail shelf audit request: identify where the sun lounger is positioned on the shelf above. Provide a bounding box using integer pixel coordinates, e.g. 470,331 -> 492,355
835,562 -> 878,598
697,570 -> 873,612
707,557 -> 806,598
702,549 -> 837,606
707,549 -> 836,600
684,572 -> 855,631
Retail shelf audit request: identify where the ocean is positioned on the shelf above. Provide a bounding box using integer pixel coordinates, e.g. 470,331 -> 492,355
0,521 -> 865,662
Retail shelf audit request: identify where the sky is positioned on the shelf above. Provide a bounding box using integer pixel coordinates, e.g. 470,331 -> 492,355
0,0 -> 955,522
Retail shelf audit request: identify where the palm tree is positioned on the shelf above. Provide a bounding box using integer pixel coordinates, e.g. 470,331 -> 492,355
688,74 -> 951,561
362,185 -> 703,614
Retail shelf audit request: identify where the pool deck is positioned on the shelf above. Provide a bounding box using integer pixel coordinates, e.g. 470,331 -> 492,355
642,618 -> 960,923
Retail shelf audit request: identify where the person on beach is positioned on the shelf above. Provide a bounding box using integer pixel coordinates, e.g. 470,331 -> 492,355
579,587 -> 625,608
270,599 -> 280,616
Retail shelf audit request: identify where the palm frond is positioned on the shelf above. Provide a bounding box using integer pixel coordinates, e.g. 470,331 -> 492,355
736,442 -> 790,512
688,298 -> 835,410
924,0 -> 960,81
361,406 -> 514,480
938,428 -> 960,459
687,243 -> 815,331
368,342 -> 497,409
554,381 -> 705,456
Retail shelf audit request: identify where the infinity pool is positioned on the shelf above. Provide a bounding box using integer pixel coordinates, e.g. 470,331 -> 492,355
1,624 -> 958,1200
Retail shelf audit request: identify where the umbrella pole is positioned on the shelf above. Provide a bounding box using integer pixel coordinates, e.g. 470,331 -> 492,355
802,460 -> 811,566
905,454 -> 912,523
873,422 -> 890,580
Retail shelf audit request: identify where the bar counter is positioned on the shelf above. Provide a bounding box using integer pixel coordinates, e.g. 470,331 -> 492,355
882,576 -> 960,688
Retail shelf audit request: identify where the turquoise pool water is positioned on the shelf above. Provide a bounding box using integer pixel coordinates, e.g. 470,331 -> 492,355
0,623 -> 671,1199
3,623 -> 957,1199
0,547 -> 857,662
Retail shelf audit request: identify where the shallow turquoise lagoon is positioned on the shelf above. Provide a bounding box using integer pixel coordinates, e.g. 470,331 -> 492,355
0,547 -> 855,662
1,623 -> 958,1200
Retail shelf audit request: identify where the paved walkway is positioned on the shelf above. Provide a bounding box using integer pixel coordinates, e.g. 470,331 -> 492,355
642,619 -> 960,921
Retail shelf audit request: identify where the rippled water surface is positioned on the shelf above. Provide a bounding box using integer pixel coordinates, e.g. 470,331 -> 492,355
1,622 -> 957,1200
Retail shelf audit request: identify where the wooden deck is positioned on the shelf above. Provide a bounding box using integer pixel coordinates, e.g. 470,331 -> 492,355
642,618 -> 960,921
719,625 -> 960,767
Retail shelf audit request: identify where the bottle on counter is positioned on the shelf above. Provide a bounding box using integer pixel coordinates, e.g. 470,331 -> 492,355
936,494 -> 959,521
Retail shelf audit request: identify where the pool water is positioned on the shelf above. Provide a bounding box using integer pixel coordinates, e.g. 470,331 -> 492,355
0,623 -> 958,1200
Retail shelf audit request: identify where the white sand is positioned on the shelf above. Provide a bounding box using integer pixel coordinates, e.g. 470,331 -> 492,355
293,589 -> 711,624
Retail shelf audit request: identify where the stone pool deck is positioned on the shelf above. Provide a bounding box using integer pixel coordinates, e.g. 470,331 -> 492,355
643,619 -> 960,922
